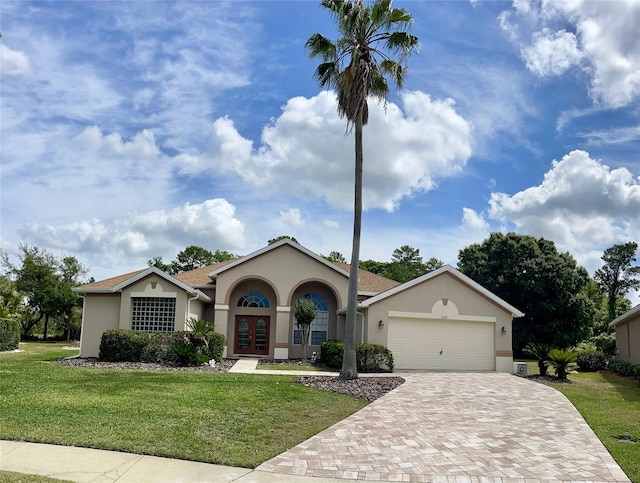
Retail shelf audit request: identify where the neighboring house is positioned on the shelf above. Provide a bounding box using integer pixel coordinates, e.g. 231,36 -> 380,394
610,304 -> 640,364
73,239 -> 523,372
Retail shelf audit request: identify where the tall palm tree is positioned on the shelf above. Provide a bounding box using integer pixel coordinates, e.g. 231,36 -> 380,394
306,0 -> 418,379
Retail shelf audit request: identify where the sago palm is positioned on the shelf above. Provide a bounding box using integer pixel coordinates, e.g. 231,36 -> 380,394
306,0 -> 418,380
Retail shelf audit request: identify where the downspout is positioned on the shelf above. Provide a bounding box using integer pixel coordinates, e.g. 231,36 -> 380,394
357,310 -> 365,344
186,292 -> 200,329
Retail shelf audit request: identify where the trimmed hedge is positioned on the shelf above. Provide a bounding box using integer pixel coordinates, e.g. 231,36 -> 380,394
320,339 -> 394,373
0,317 -> 20,352
99,329 -> 226,365
609,359 -> 640,382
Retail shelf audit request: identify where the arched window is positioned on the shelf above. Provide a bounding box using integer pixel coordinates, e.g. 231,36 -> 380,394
237,291 -> 270,308
293,293 -> 328,346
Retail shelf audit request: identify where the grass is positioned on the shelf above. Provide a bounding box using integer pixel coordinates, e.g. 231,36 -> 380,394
547,372 -> 640,482
516,358 -> 640,482
0,342 -> 366,468
0,471 -> 73,483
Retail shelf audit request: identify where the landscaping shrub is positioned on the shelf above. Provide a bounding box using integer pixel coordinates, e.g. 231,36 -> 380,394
320,339 -> 345,368
523,342 -> 553,376
203,332 -> 225,362
320,340 -> 394,373
546,348 -> 577,380
589,332 -> 616,356
356,343 -> 394,373
100,329 -> 226,366
0,317 -> 20,351
573,342 -> 608,372
609,359 -> 640,382
99,329 -> 150,362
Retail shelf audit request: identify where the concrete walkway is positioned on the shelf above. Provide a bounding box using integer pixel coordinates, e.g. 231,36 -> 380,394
0,365 -> 631,483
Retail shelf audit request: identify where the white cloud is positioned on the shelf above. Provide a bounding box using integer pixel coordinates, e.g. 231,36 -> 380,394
488,150 -> 640,253
522,29 -> 582,76
20,199 -> 245,257
461,208 -> 490,232
500,0 -> 640,108
0,44 -> 31,76
204,91 -> 472,212
279,208 -> 304,227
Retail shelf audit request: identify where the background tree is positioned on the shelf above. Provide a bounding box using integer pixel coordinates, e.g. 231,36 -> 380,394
323,251 -> 347,263
148,246 -> 238,275
1,245 -> 86,339
385,245 -> 426,283
458,233 -> 593,352
267,235 -> 299,245
293,298 -> 317,361
307,0 -> 418,380
424,257 -> 444,273
594,242 -> 640,322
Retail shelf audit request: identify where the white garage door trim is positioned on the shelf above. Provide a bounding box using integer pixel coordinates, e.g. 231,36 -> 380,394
388,315 -> 495,371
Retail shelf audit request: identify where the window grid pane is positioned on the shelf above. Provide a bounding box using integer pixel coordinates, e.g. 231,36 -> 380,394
293,293 -> 328,346
131,297 -> 176,333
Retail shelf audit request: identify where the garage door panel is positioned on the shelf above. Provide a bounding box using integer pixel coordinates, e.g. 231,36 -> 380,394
388,318 -> 494,370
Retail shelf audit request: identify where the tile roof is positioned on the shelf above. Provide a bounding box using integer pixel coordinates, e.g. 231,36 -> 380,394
78,269 -> 146,290
333,262 -> 400,293
76,259 -> 399,295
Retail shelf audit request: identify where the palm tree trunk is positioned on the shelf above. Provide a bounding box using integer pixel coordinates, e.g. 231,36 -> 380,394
341,114 -> 364,380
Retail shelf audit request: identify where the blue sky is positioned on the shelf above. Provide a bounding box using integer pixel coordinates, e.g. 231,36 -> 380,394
1,0 -> 639,302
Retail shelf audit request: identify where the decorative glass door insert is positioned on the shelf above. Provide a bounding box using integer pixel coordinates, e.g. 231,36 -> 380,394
234,316 -> 270,355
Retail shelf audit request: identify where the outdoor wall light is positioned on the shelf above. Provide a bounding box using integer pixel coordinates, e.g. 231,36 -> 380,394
501,326 -> 507,335
378,320 -> 384,328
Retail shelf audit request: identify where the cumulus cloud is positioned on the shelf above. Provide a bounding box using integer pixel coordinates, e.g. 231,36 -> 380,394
500,0 -> 640,108
0,44 -> 31,76
461,208 -> 490,232
20,199 -> 245,257
204,91 -> 472,212
279,208 -> 304,227
488,150 -> 640,250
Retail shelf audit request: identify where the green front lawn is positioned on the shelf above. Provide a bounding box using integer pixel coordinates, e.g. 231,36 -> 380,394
0,471 -> 73,483
548,372 -> 640,482
0,343 -> 366,468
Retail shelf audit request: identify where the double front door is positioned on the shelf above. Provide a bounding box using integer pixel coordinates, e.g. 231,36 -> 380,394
234,315 -> 270,355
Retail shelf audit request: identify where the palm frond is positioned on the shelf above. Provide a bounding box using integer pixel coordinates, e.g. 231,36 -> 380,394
306,33 -> 336,61
380,59 -> 403,88
314,61 -> 340,88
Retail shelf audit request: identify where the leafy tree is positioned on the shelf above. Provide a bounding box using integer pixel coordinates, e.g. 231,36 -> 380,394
594,242 -> 640,323
172,245 -> 217,273
293,298 -> 317,361
148,247 -> 237,275
147,256 -> 172,272
359,259 -> 387,275
384,245 -> 427,283
458,233 -> 593,352
267,235 -> 299,245
324,251 -> 347,263
425,257 -> 444,273
307,0 -> 418,380
1,244 -> 86,339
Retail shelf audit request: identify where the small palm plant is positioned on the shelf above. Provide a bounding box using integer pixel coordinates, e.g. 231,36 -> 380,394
186,317 -> 215,359
523,342 -> 553,376
293,298 -> 317,361
546,348 -> 577,380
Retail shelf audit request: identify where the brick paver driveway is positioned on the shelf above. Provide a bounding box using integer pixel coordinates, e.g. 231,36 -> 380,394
258,372 -> 630,482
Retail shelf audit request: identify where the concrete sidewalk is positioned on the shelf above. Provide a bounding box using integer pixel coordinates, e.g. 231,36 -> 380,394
0,440 -> 351,483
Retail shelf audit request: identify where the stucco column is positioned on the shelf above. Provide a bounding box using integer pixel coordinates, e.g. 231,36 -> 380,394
214,304 -> 230,358
274,306 -> 291,359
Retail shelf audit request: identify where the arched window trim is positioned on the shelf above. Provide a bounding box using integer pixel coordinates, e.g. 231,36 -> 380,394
238,291 -> 270,308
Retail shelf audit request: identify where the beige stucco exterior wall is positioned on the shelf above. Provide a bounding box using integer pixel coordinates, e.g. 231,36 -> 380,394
364,272 -> 514,372
615,314 -> 640,364
79,294 -> 121,357
214,244 -> 349,358
119,275 -> 189,331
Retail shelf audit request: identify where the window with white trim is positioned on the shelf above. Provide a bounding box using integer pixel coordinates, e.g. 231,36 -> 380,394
293,293 -> 328,346
131,297 -> 176,332
238,291 -> 270,308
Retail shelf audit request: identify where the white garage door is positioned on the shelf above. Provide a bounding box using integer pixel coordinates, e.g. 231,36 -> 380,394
388,317 -> 495,370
